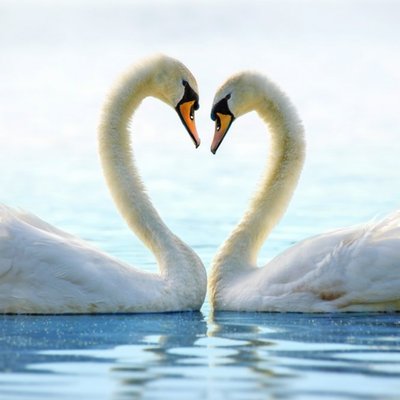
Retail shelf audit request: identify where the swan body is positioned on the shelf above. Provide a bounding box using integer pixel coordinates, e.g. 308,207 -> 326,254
0,55 -> 207,314
209,72 -> 400,312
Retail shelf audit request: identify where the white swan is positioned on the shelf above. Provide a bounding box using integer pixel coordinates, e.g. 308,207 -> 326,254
0,55 -> 207,314
208,71 -> 400,312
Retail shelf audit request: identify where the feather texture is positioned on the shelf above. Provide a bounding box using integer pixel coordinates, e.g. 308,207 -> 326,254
0,56 -> 206,314
209,72 -> 400,312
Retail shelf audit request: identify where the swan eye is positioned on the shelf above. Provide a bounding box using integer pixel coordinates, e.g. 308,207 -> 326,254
190,104 -> 195,120
211,95 -> 234,122
216,116 -> 221,131
178,81 -> 199,111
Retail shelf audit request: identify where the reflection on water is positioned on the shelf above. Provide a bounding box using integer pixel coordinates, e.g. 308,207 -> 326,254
210,313 -> 400,399
0,313 -> 207,399
0,313 -> 399,399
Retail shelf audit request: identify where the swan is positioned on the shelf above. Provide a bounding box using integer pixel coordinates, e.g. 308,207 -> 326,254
0,55 -> 207,314
208,71 -> 400,312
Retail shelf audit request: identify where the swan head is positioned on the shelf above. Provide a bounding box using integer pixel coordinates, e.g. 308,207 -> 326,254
147,55 -> 201,148
210,72 -> 265,154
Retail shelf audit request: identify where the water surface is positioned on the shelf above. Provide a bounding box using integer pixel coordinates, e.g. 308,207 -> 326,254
1,313 -> 400,399
1,1 -> 400,398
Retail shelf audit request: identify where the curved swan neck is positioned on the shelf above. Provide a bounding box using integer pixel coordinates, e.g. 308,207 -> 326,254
98,62 -> 178,266
215,78 -> 305,269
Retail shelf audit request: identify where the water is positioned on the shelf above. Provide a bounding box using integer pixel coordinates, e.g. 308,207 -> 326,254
1,0 -> 400,398
0,314 -> 400,399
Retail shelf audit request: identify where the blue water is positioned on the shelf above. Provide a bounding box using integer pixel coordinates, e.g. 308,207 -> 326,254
1,314 -> 400,399
1,0 -> 400,398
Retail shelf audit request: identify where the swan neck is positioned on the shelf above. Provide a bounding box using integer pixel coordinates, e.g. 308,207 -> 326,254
98,66 -> 177,263
215,86 -> 305,270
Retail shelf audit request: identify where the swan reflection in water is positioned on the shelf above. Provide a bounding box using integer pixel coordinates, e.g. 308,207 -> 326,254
0,312 -> 207,399
209,312 -> 400,399
1,312 -> 400,399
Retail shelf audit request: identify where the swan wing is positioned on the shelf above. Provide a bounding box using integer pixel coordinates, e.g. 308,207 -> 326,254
0,206 -> 165,313
0,204 -> 78,239
254,212 -> 400,311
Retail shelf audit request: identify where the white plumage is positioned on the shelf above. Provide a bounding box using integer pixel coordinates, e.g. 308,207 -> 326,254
209,71 -> 400,312
0,55 -> 206,314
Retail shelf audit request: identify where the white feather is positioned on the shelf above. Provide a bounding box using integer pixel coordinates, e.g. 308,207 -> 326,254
209,72 -> 400,312
0,55 -> 206,314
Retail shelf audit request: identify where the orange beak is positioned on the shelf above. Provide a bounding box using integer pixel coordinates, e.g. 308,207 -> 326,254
211,113 -> 234,154
176,100 -> 201,148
